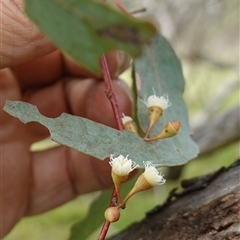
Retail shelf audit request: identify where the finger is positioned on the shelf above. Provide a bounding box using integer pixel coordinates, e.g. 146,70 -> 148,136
12,51 -> 63,90
11,51 -> 131,90
26,147 -> 138,216
1,71 -> 32,236
25,147 -> 112,215
23,78 -> 132,143
1,0 -> 55,69
63,51 -> 131,79
2,1 -> 131,81
65,78 -> 132,128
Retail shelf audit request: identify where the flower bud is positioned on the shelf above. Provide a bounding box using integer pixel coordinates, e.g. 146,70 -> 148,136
144,121 -> 181,142
109,154 -> 138,202
123,161 -> 165,204
121,114 -> 139,136
104,206 -> 121,222
143,91 -> 171,137
145,106 -> 162,137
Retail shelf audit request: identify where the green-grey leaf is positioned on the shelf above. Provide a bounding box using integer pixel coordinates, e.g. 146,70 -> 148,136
134,34 -> 199,164
3,100 -> 196,167
25,0 -> 156,75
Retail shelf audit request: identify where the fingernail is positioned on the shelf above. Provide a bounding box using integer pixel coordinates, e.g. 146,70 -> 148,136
115,51 -> 132,77
116,80 -> 133,102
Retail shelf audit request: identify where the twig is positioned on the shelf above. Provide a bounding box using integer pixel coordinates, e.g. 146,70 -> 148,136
113,0 -> 129,14
100,56 -> 124,131
98,221 -> 110,240
98,56 -> 125,239
130,8 -> 146,15
98,1 -> 131,238
98,186 -> 119,240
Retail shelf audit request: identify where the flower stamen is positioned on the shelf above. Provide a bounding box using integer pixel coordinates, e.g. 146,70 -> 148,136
123,161 -> 166,204
109,154 -> 138,203
142,89 -> 171,137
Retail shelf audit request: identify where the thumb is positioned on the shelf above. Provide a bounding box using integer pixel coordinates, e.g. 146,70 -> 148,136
1,0 -> 55,69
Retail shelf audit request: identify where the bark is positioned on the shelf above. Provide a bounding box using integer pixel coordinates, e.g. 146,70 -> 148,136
192,105 -> 240,156
110,159 -> 240,240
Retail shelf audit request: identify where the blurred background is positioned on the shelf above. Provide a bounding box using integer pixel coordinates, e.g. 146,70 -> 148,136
4,0 -> 239,239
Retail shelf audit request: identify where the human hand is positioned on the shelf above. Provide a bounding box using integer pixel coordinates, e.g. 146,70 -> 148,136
1,0 -> 132,237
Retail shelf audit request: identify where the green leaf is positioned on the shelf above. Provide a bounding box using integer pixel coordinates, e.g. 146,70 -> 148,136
25,0 -> 157,75
134,34 -> 199,163
3,100 -> 196,167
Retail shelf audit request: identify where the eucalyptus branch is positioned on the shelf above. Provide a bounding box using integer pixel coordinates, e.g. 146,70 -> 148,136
98,1 -> 132,237
98,55 -> 125,239
101,56 -> 124,131
98,221 -> 110,240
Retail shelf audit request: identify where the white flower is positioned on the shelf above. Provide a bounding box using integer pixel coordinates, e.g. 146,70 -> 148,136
109,154 -> 138,176
143,89 -> 171,109
122,161 -> 166,203
121,113 -> 133,125
143,161 -> 166,186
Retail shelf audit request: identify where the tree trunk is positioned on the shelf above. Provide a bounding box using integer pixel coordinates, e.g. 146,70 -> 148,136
110,159 -> 240,240
192,105 -> 240,156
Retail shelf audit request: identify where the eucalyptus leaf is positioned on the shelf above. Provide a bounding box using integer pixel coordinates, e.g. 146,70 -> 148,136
134,34 -> 199,164
3,100 -> 196,167
25,0 -> 156,75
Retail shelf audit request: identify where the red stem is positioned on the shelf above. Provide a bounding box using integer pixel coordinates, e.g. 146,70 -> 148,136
113,0 -> 129,14
98,1 -> 129,239
97,221 -> 110,240
101,56 -> 124,131
97,56 -> 125,240
98,189 -> 119,240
